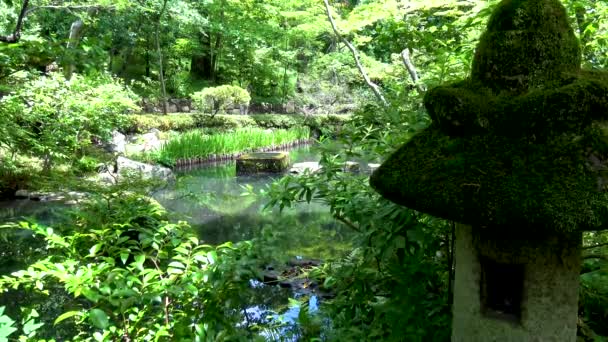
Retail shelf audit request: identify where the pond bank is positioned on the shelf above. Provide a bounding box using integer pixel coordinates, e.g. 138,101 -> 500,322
173,138 -> 312,167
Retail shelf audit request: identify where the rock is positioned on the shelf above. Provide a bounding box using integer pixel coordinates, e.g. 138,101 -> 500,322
166,103 -> 178,113
94,171 -> 118,185
287,258 -> 322,267
116,157 -> 175,182
14,189 -> 30,199
236,152 -> 290,175
105,130 -> 127,155
140,130 -> 162,152
262,270 -> 280,283
285,101 -> 296,113
289,162 -> 322,175
343,161 -> 360,173
368,163 -> 381,172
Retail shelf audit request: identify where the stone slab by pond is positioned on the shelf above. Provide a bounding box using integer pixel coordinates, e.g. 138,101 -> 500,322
236,152 -> 290,175
289,162 -> 322,175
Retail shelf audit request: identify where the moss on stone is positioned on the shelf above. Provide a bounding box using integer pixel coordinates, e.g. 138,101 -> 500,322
236,152 -> 290,175
425,74 -> 608,138
371,0 -> 608,235
471,0 -> 580,93
370,124 -> 608,234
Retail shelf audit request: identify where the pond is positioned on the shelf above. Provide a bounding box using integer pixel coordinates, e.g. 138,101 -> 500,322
153,145 -> 352,338
154,146 -> 351,258
0,145 -> 352,339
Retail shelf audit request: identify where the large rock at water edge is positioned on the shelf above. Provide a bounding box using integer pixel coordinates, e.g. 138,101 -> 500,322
116,157 -> 175,182
105,130 -> 127,155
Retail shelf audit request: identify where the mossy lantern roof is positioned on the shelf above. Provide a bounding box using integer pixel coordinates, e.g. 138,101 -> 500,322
370,0 -> 608,234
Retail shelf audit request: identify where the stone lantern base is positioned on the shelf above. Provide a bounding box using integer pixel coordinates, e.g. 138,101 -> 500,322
452,224 -> 581,342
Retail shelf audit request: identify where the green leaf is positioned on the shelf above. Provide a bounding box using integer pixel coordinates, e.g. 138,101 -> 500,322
89,244 -> 103,256
0,306 -> 17,340
23,318 -> 44,336
93,331 -> 104,341
167,267 -> 184,275
82,288 -> 101,303
88,309 -> 110,329
207,251 -> 217,264
168,261 -> 185,269
120,252 -> 129,265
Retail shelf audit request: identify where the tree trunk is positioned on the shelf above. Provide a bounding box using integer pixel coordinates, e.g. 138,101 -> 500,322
190,32 -> 213,80
156,0 -> 168,115
400,48 -> 426,94
0,0 -> 29,44
64,18 -> 85,79
145,36 -> 151,78
322,0 -> 387,107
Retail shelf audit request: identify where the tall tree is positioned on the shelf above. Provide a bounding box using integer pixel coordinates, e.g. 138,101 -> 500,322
323,0 -> 388,106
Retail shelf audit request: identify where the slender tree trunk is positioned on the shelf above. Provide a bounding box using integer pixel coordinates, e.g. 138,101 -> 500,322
155,0 -> 168,115
574,4 -> 591,58
211,2 -> 225,83
0,0 -> 29,44
400,48 -> 426,93
212,34 -> 221,82
145,35 -> 151,78
64,18 -> 85,79
64,7 -> 99,79
322,0 -> 387,106
108,47 -> 114,73
281,63 -> 289,105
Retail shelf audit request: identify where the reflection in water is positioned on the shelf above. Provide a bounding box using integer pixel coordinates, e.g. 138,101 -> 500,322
153,146 -> 351,260
0,200 -> 66,226
154,145 -> 350,337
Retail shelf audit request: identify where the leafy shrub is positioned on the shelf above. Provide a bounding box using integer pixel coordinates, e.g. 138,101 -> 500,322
191,85 -> 251,117
124,114 -> 351,134
74,156 -> 99,174
0,185 -> 258,341
251,114 -> 301,129
123,114 -> 198,134
192,113 -> 257,130
0,72 -> 139,172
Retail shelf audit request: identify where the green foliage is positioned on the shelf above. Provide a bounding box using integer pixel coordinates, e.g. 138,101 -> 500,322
124,114 -> 199,134
157,127 -> 310,166
0,72 -> 138,171
191,85 -> 251,117
0,184 -> 258,341
0,306 -> 17,341
123,113 -> 351,134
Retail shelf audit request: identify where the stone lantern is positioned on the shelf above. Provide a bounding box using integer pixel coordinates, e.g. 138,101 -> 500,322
370,0 -> 608,341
